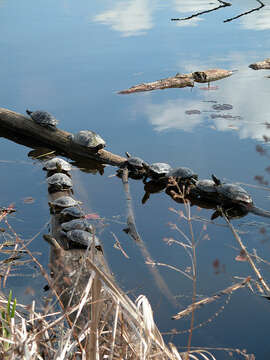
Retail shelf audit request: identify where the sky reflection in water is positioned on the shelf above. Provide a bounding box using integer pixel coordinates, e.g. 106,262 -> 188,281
1,0 -> 270,358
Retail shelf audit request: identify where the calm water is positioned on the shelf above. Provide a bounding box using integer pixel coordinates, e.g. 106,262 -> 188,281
1,0 -> 270,358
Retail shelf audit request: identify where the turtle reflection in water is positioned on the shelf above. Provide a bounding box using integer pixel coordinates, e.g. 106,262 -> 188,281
211,174 -> 270,219
142,180 -> 167,204
68,130 -> 106,151
26,109 -> 59,130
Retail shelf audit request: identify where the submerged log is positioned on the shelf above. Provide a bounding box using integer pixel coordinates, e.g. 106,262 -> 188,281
249,58 -> 270,70
0,107 -> 126,166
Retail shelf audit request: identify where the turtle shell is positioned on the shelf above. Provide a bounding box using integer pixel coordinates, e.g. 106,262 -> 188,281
167,167 -> 198,180
49,196 -> 80,213
60,206 -> 84,220
148,162 -> 172,178
196,179 -> 217,193
43,158 -> 72,172
61,219 -> 93,232
47,173 -> 73,192
70,130 -> 106,150
124,157 -> 148,170
216,183 -> 252,204
26,110 -> 58,129
65,229 -> 101,248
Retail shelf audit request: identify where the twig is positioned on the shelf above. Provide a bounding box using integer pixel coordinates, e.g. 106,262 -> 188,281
111,231 -> 130,259
171,0 -> 231,21
222,210 -> 270,293
172,277 -> 250,320
224,0 -> 265,23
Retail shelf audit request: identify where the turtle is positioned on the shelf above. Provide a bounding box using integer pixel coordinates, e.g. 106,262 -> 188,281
144,162 -> 172,182
212,175 -> 252,205
63,229 -> 102,251
117,153 -> 149,180
166,167 -> 198,185
26,109 -> 58,130
43,158 -> 72,175
68,130 -> 106,151
47,173 -> 73,193
190,179 -> 218,199
48,196 -> 81,214
211,174 -> 270,220
59,206 -> 84,221
61,219 -> 93,233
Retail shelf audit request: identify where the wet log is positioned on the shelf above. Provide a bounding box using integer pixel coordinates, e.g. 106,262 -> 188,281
118,75 -> 194,94
0,107 -> 126,166
249,58 -> 270,70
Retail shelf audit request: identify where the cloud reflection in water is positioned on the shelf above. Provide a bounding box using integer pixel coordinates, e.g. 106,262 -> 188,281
142,66 -> 270,141
93,0 -> 153,37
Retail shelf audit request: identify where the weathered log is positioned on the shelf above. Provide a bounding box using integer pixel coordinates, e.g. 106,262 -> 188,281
118,75 -> 194,94
249,58 -> 270,70
0,108 -> 126,166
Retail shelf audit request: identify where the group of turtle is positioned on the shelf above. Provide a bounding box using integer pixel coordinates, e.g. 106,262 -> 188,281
26,109 -> 106,151
118,154 -> 270,220
26,109 -> 270,221
43,157 -> 102,250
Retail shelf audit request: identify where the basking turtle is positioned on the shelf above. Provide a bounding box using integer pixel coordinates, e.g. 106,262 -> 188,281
212,175 -> 252,205
166,167 -> 198,185
68,130 -> 106,151
190,179 -> 218,199
48,196 -> 81,214
61,219 -> 93,233
211,175 -> 270,219
26,109 -> 58,130
60,206 -> 84,221
47,173 -> 73,193
144,162 -> 172,182
63,229 -> 102,251
43,158 -> 72,175
118,153 -> 149,179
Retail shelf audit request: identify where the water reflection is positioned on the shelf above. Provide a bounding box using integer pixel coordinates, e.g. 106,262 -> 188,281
141,67 -> 270,141
240,4 -> 270,30
93,0 -> 153,37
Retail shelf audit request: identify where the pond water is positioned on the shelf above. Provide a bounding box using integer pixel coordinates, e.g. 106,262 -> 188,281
1,0 -> 270,358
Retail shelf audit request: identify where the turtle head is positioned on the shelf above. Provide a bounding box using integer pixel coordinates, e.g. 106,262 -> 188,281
68,134 -> 74,142
211,174 -> 221,186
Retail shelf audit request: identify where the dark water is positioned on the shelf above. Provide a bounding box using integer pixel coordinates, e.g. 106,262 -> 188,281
1,0 -> 270,358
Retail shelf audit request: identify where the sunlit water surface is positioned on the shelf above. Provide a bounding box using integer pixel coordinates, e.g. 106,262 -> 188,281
1,0 -> 270,358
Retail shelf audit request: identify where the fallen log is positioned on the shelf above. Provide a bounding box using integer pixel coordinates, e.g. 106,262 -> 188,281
118,75 -> 194,94
0,107 -> 126,166
249,58 -> 270,70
